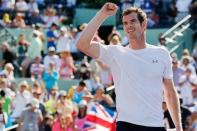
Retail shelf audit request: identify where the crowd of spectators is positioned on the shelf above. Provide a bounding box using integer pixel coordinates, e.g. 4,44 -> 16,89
0,0 -> 197,131
0,0 -> 196,28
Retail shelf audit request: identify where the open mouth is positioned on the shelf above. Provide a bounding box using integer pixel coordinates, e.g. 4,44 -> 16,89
127,28 -> 135,33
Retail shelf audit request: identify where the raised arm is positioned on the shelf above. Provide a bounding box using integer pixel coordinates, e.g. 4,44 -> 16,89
76,2 -> 118,58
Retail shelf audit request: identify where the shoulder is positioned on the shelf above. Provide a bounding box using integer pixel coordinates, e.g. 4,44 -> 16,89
147,44 -> 168,51
147,44 -> 170,56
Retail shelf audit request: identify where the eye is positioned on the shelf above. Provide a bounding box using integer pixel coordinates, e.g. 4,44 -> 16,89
122,21 -> 127,26
130,19 -> 137,24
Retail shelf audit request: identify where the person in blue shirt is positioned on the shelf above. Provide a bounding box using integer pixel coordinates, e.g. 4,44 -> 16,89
43,62 -> 59,93
73,81 -> 88,104
46,23 -> 58,49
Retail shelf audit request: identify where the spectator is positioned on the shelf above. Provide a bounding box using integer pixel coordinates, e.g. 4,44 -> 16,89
32,87 -> 46,131
65,0 -> 76,18
181,56 -> 196,76
46,23 -> 58,49
0,0 -> 15,11
44,47 -> 60,72
140,0 -> 156,14
70,23 -> 87,61
82,91 -> 93,104
44,86 -> 58,115
18,98 -> 43,131
176,0 -> 192,22
147,10 -> 159,28
59,50 -> 76,79
0,41 -> 16,68
55,90 -> 76,116
158,33 -> 166,47
56,26 -> 71,53
0,13 -> 12,27
75,100 -> 87,131
0,90 -> 12,128
16,34 -> 29,67
172,59 -> 184,90
29,10 -> 45,25
96,61 -> 113,87
11,81 -> 32,121
179,98 -> 192,130
43,62 -> 59,93
0,63 -> 15,88
178,68 -> 197,106
0,101 -> 7,131
73,81 -> 88,104
0,78 -> 13,98
28,0 -> 39,16
43,8 -> 59,28
15,0 -> 28,13
121,0 -> 134,11
30,56 -> 44,82
12,13 -> 26,28
21,30 -> 42,77
43,115 -> 53,131
93,84 -> 114,108
34,24 -> 46,56
108,33 -> 122,45
52,114 -> 75,131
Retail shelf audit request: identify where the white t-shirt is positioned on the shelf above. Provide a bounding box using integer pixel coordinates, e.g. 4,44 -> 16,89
43,55 -> 60,71
15,1 -> 28,11
97,44 -> 173,127
56,35 -> 71,53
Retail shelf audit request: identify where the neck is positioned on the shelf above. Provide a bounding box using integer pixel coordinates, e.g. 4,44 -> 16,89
128,34 -> 146,50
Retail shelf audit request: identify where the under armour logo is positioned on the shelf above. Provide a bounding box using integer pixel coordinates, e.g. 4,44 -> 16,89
152,60 -> 158,63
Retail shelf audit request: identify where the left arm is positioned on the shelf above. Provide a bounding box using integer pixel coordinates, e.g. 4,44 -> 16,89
163,78 -> 182,131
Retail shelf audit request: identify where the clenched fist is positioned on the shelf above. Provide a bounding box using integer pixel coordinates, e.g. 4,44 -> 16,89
98,2 -> 118,18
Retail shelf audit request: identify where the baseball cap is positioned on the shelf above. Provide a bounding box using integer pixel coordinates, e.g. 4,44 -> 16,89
48,46 -> 56,52
31,98 -> 39,108
78,100 -> 87,108
82,91 -> 93,99
60,26 -> 67,32
59,90 -> 67,96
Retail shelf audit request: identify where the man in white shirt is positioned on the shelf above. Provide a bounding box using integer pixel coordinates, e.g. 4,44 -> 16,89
76,2 -> 182,131
43,47 -> 60,71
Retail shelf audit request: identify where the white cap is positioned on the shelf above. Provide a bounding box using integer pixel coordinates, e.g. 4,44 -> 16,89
78,100 -> 87,108
33,30 -> 40,36
59,90 -> 67,96
60,26 -> 67,32
19,81 -> 29,88
31,98 -> 39,108
48,46 -> 56,52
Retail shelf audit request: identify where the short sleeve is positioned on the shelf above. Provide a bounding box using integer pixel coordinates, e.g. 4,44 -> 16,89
163,49 -> 173,79
96,44 -> 114,66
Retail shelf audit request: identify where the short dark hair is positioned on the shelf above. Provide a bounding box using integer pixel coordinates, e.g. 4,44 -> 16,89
0,90 -> 6,97
79,81 -> 86,87
122,7 -> 147,24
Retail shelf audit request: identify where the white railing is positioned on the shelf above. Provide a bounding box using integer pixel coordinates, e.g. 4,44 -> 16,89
161,15 -> 191,39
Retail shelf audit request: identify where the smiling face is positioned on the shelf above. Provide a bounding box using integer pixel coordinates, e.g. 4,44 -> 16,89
123,13 -> 146,39
122,7 -> 147,40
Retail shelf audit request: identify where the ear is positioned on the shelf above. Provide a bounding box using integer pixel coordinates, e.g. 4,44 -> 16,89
142,20 -> 147,31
